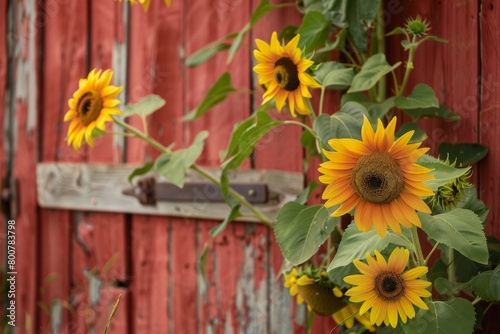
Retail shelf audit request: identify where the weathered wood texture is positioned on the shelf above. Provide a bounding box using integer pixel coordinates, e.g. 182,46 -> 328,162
3,0 -> 500,333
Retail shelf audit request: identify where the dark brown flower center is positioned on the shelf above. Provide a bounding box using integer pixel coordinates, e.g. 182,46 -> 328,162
274,57 -> 300,91
76,90 -> 103,126
351,151 -> 404,204
375,271 -> 405,301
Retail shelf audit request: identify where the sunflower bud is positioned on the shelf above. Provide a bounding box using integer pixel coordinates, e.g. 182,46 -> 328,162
296,281 -> 345,316
405,16 -> 430,37
429,159 -> 472,210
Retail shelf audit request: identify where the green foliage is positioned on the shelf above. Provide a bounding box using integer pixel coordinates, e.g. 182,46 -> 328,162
419,208 -> 488,264
275,203 -> 338,264
327,224 -> 414,273
155,131 -> 209,188
402,104 -> 460,121
437,142 -> 489,166
471,265 -> 500,301
122,94 -> 166,118
348,54 -> 401,93
394,84 -> 439,109
396,122 -> 427,143
128,161 -> 154,184
183,72 -> 236,121
401,299 -> 476,334
314,61 -> 354,90
296,11 -> 332,53
210,197 -> 241,237
314,102 -> 366,149
417,155 -> 472,192
220,111 -> 283,199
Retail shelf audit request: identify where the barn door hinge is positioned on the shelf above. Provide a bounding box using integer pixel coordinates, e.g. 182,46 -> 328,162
122,176 -> 269,206
1,177 -> 19,219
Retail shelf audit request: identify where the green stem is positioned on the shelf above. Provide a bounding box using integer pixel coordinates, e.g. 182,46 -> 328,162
410,226 -> 426,268
318,88 -> 326,116
190,165 -> 273,228
446,246 -> 456,284
375,2 -> 386,102
283,120 -> 318,140
113,117 -> 274,228
399,35 -> 417,96
471,296 -> 482,306
114,118 -> 169,153
424,242 -> 440,265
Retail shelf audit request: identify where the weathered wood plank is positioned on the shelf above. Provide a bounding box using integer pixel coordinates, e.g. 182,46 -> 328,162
250,1 -> 311,332
38,0 -> 90,330
126,1 -> 186,333
479,0 -> 500,239
37,163 -> 303,222
69,1 -> 130,332
0,0 -> 8,328
10,0 -> 40,331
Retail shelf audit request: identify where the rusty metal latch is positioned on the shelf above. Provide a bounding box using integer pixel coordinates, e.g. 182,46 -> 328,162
122,176 -> 268,205
0,177 -> 19,219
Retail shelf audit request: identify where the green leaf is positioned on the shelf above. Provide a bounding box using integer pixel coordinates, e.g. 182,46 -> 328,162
199,243 -> 209,283
323,0 -> 348,27
220,115 -> 256,161
345,0 -> 381,52
314,28 -> 348,56
386,27 -> 408,37
327,223 -> 413,273
296,11 -> 332,53
210,198 -> 241,237
367,97 -> 395,119
422,35 -> 449,44
402,104 -> 460,121
471,266 -> 500,302
300,129 -> 320,160
128,161 -> 154,184
417,155 -> 471,192
401,299 -> 475,334
122,95 -> 166,118
394,83 -> 439,109
396,122 -> 428,144
340,92 -> 370,108
433,277 -> 461,296
183,72 -> 236,121
437,143 -> 488,166
348,54 -> 401,93
155,131 -> 209,188
419,208 -> 488,264
314,61 -> 354,90
294,181 -> 320,205
458,187 -> 489,224
275,204 -> 338,265
186,42 -> 231,67
220,111 -> 283,198
314,102 -> 366,148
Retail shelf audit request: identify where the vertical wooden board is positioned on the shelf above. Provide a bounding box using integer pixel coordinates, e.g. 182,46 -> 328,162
130,216 -> 169,333
10,0 -> 40,331
69,2 -> 130,332
0,0 -> 8,268
38,0 -> 90,330
198,221 -> 270,334
171,218 -> 198,334
126,1 -> 186,334
185,0 -> 252,166
480,1 -> 500,238
250,1 -> 309,333
385,0 -> 479,152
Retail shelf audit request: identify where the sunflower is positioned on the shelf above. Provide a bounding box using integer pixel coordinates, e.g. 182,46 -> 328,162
344,248 -> 432,328
253,32 -> 321,117
120,0 -> 172,12
64,69 -> 123,150
318,116 -> 434,237
283,268 -> 313,305
331,287 -> 376,332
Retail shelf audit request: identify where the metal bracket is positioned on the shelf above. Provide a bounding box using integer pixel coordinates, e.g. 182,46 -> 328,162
122,176 -> 268,205
0,176 -> 18,219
